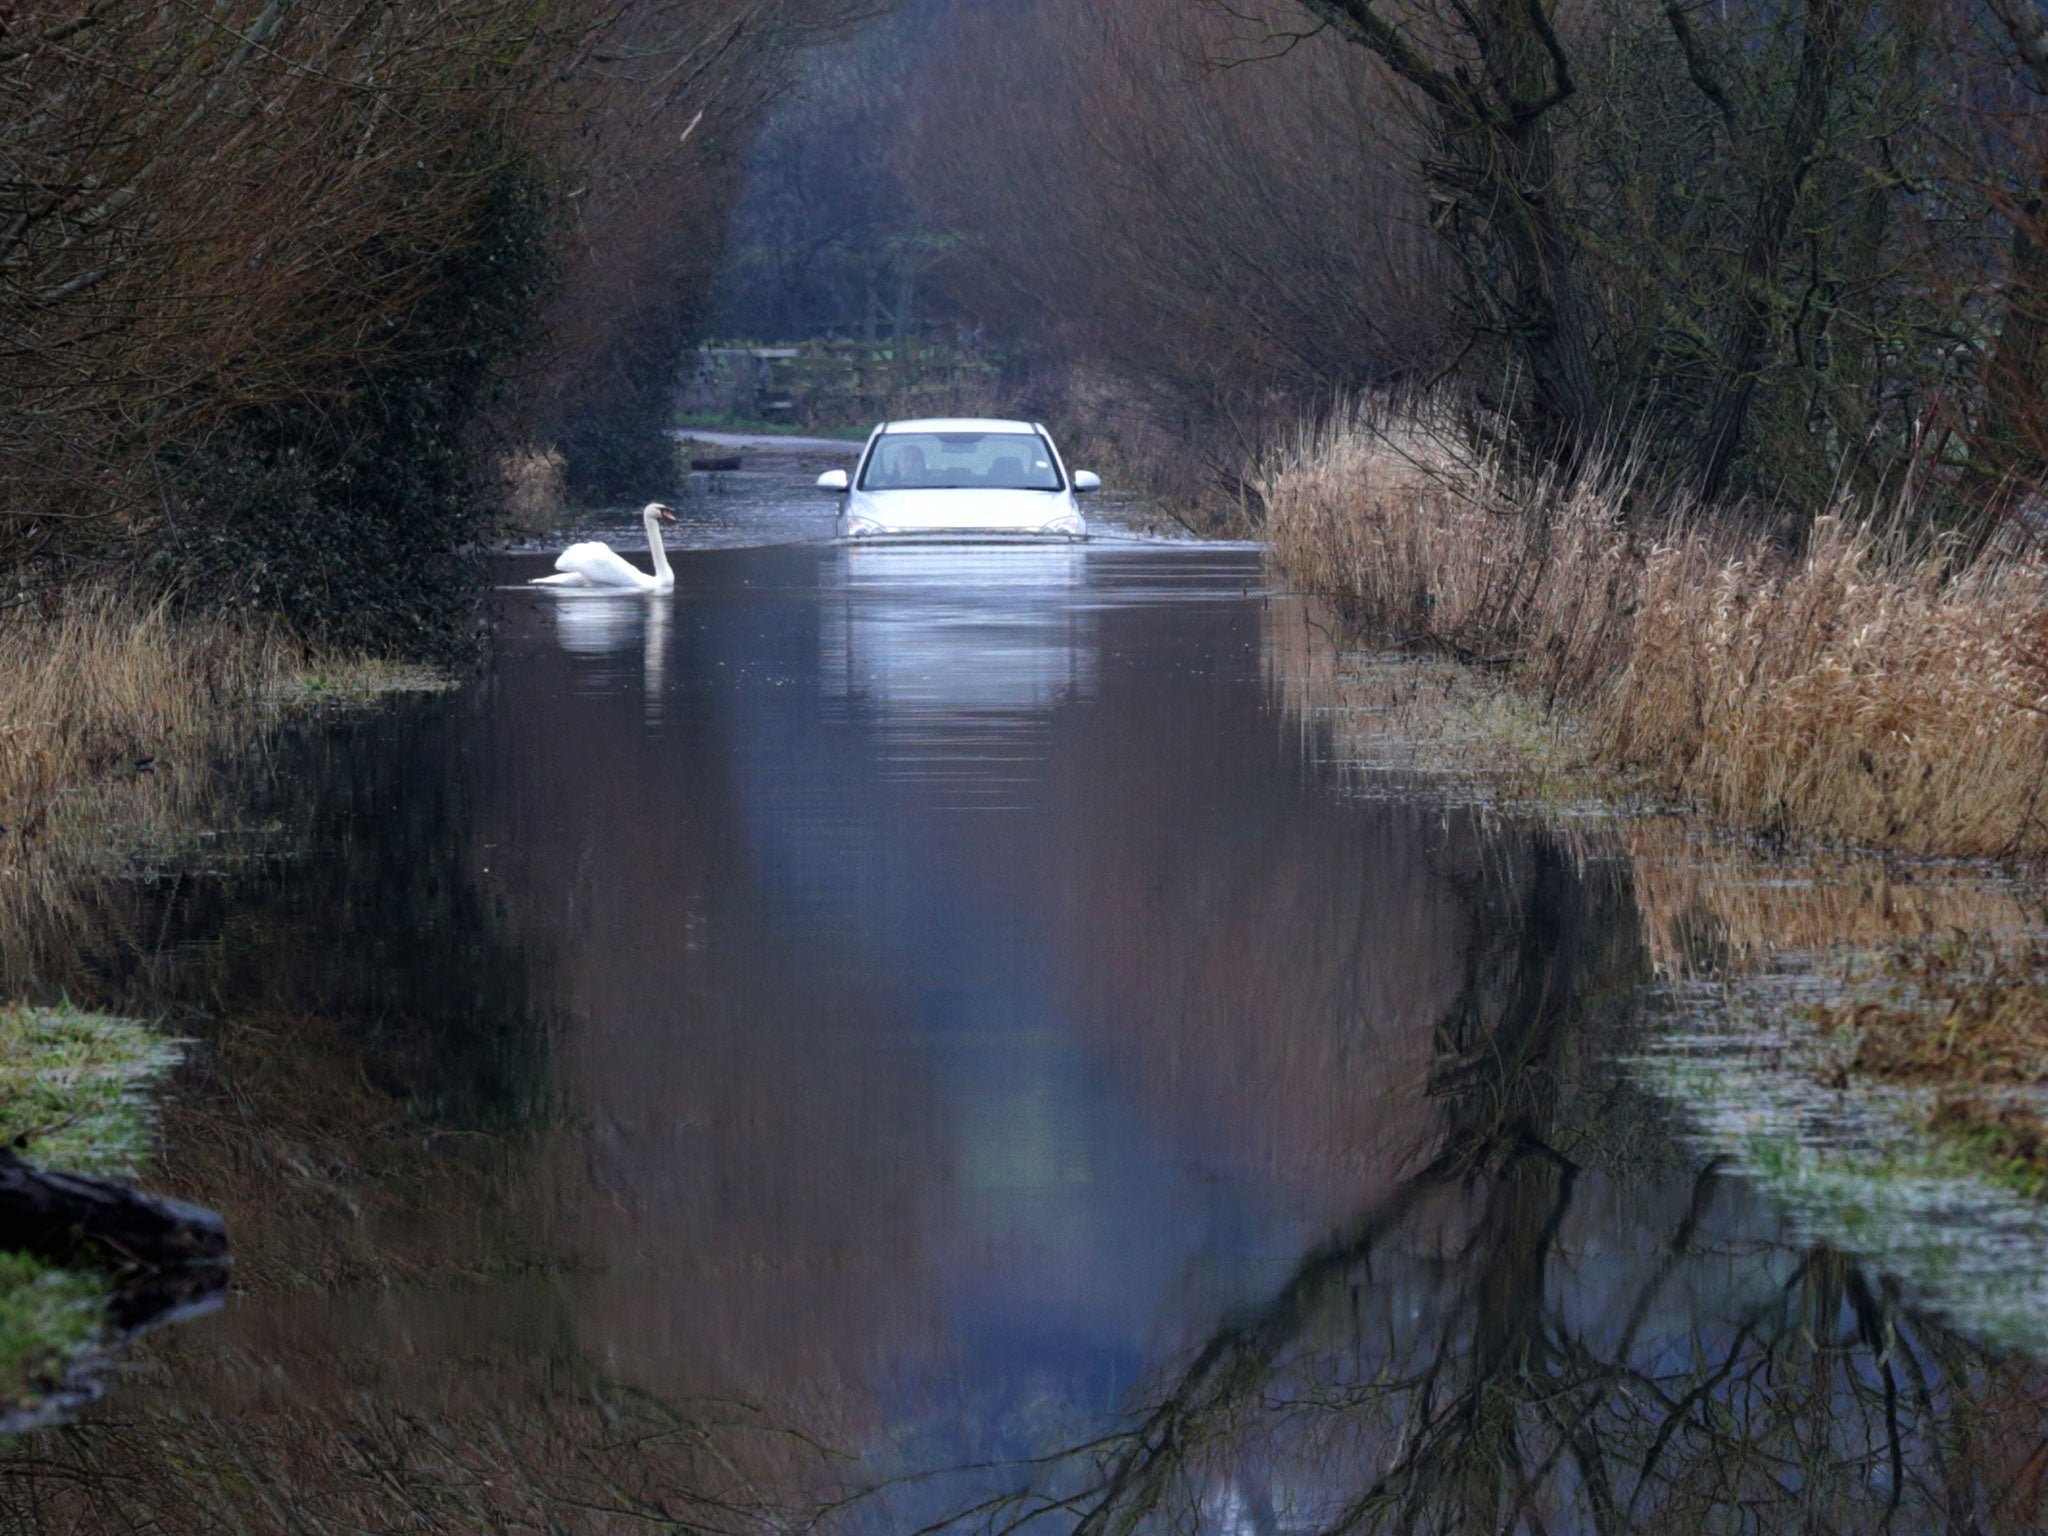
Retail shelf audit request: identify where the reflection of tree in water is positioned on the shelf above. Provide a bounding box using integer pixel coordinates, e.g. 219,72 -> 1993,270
88,692 -> 558,1132
0,695 -> 857,1532
929,838 -> 2048,1535
0,1374 -> 852,1533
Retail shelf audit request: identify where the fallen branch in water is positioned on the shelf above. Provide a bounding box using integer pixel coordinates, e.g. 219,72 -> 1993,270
0,1146 -> 226,1273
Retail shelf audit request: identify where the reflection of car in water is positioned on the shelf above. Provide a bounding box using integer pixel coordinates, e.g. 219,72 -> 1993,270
822,543 -> 1095,716
816,418 -> 1100,541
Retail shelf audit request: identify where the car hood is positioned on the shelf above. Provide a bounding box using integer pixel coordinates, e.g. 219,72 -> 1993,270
849,487 -> 1075,532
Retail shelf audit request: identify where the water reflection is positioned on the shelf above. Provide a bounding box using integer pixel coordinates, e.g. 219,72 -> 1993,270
548,591 -> 672,720
1181,616 -> 2048,1535
550,592 -> 650,655
825,543 -> 1084,817
3,532 -> 2048,1532
822,544 -> 1094,771
915,839 -> 2048,1534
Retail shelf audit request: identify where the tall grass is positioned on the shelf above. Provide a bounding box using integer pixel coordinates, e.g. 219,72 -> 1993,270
1265,405 -> 2048,857
0,591 -> 299,818
0,590 -> 293,994
0,587 -> 449,1006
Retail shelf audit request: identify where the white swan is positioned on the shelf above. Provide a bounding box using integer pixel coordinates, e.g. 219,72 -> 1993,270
530,502 -> 676,591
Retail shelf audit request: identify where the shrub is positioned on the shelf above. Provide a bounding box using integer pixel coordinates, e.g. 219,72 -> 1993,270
155,167 -> 554,658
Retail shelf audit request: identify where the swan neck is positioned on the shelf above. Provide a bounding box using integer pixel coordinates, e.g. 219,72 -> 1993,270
646,511 -> 673,584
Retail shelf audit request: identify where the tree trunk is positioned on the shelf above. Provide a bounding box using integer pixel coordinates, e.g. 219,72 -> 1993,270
1983,184 -> 2048,499
1692,0 -> 1856,501
1979,0 -> 2048,498
1435,110 -> 1601,455
1300,0 -> 1600,457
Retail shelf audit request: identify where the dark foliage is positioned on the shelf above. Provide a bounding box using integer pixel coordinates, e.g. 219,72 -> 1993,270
156,169 -> 555,659
553,269 -> 709,504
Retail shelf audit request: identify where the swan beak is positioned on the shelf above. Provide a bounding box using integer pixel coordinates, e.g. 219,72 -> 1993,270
657,505 -> 677,521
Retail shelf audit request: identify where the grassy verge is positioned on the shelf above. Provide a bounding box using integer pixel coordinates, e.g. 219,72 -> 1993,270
0,588 -> 294,821
0,584 -> 448,1000
1268,520 -> 2048,1336
0,1003 -> 182,1176
1264,606 -> 1634,816
0,1003 -> 181,1412
1264,403 -> 2048,858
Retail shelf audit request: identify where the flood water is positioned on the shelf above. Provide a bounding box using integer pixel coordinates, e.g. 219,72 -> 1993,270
5,452 -> 2048,1532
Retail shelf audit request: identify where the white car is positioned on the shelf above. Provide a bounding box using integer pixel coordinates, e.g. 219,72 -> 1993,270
817,418 -> 1099,540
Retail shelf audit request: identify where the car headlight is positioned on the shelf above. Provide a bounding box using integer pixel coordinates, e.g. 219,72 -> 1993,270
844,515 -> 884,537
1039,513 -> 1085,537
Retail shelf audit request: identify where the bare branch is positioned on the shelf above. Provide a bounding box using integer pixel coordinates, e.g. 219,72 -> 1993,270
1663,1 -> 1739,137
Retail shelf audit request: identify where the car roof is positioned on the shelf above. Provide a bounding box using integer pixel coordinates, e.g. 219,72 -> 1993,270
879,418 -> 1042,435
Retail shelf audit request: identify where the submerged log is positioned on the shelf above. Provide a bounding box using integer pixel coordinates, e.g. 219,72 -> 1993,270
0,1150 -> 228,1434
0,1147 -> 227,1271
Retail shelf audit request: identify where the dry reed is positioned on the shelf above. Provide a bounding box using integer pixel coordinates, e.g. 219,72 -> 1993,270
1265,404 -> 2048,857
0,589 -> 446,1007
0,590 -> 293,998
0,586 -> 442,837
0,588 -> 295,824
501,445 -> 570,537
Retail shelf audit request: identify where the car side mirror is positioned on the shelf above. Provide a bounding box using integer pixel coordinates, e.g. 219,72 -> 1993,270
1072,470 -> 1101,493
816,469 -> 850,492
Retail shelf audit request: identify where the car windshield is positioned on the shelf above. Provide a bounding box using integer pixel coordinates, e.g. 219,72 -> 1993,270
860,431 -> 1062,491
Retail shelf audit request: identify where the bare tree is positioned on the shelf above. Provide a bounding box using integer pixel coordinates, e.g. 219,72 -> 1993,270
892,0 -> 2048,520
1289,0 -> 1598,457
0,0 -> 867,629
901,0 -> 1445,510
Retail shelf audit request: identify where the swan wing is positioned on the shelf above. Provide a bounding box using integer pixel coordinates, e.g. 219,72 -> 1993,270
553,540 -> 651,589
528,570 -> 592,587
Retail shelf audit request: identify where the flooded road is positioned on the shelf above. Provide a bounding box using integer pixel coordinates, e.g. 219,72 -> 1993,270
5,459 -> 2048,1531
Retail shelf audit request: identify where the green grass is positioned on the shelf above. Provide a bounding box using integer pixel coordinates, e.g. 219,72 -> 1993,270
0,1002 -> 183,1412
1924,1097 -> 2048,1201
675,412 -> 873,442
0,1254 -> 102,1414
0,1002 -> 182,1177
